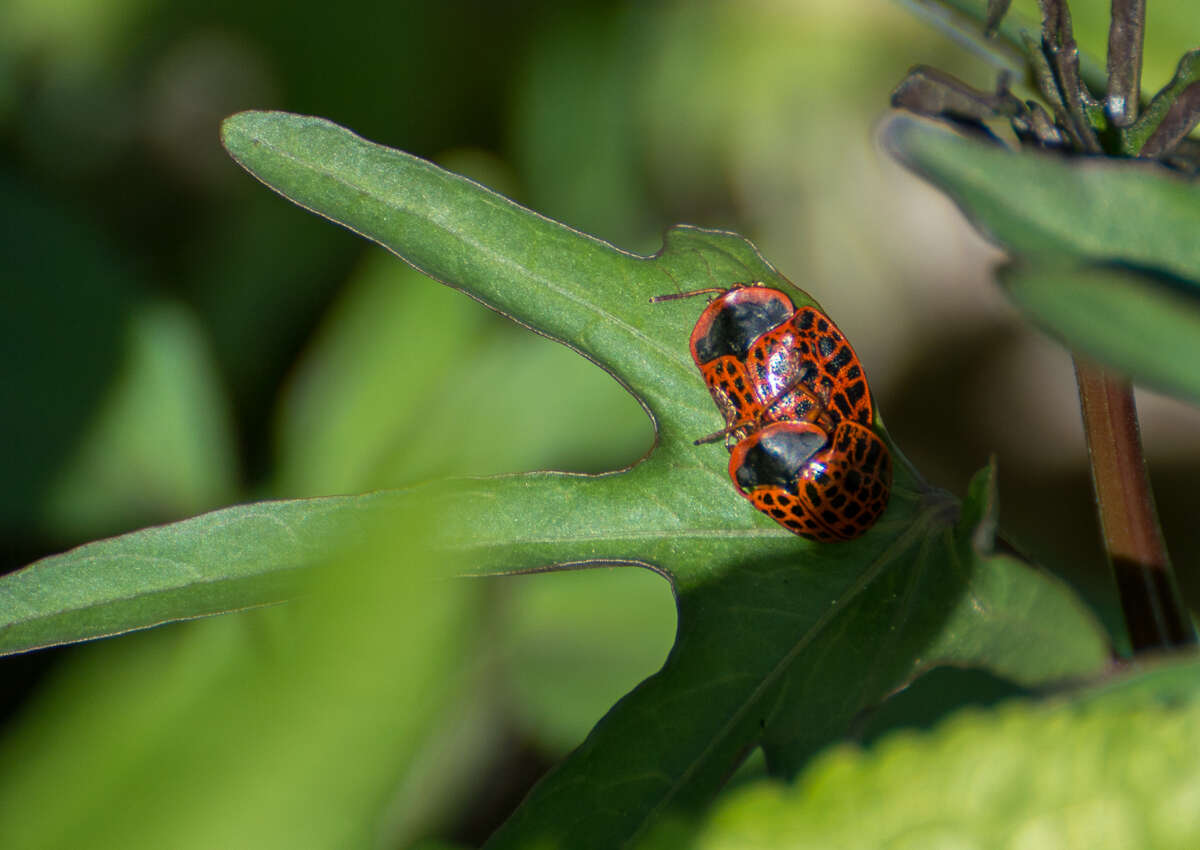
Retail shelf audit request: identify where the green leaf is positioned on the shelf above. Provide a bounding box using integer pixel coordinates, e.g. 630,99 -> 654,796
694,657 -> 1200,849
0,111 -> 1112,849
498,568 -> 678,757
0,493 -> 394,655
273,250 -> 649,495
42,300 -> 239,538
0,507 -> 474,850
999,262 -> 1200,406
471,464 -> 1110,849
883,115 -> 1200,282
885,116 -> 1200,403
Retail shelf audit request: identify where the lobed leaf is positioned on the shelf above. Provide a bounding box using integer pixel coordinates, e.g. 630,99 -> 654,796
0,111 -> 1114,848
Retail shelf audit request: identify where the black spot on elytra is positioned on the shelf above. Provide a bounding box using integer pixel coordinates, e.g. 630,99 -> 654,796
734,427 -> 827,492
829,346 -> 853,375
818,335 -> 837,358
694,292 -> 793,363
866,438 -> 883,468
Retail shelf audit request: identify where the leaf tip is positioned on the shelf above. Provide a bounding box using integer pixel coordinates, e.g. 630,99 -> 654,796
219,110 -> 266,161
959,459 -> 999,552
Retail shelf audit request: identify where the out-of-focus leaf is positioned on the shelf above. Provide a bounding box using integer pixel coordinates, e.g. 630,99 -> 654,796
273,252 -> 491,495
693,657 -> 1200,850
510,5 -> 652,250
0,504 -> 474,850
884,115 -> 1200,280
499,567 -> 677,756
273,250 -> 649,496
43,301 -> 238,538
0,175 -> 133,534
883,115 -> 1200,271
885,117 -> 1200,404
999,263 -> 1200,406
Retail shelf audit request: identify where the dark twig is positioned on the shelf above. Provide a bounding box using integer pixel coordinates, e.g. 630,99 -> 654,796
891,66 -> 1021,142
1074,361 -> 1196,651
1011,99 -> 1067,147
1106,0 -> 1146,127
1040,0 -> 1103,152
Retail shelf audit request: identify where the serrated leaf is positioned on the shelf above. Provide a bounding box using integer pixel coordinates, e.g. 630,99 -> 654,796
883,115 -> 1200,281
695,657 -> 1200,850
999,262 -> 1200,406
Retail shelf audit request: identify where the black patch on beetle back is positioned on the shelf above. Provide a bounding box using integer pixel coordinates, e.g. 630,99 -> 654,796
695,293 -> 792,362
734,427 -> 827,493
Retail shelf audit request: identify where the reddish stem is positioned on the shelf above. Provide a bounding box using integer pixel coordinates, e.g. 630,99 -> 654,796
1073,359 -> 1194,651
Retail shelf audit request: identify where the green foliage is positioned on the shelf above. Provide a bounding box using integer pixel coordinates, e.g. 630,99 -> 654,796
886,116 -> 1200,405
693,657 -> 1200,850
0,508 -> 474,850
9,4 -> 1200,843
0,492 -> 371,654
43,301 -> 238,538
0,108 -> 1115,847
6,3 -> 1199,848
884,117 -> 1200,276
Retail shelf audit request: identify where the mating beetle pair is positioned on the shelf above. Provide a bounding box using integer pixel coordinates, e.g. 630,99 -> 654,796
654,284 -> 891,542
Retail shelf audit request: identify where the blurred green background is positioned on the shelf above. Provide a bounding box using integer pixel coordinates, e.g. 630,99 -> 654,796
3,0 -> 1199,846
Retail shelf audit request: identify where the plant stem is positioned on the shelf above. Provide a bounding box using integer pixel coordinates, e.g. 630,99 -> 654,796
1073,359 -> 1194,651
1106,0 -> 1145,127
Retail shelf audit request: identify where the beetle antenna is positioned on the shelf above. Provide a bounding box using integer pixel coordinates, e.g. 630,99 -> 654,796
648,287 -> 726,304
